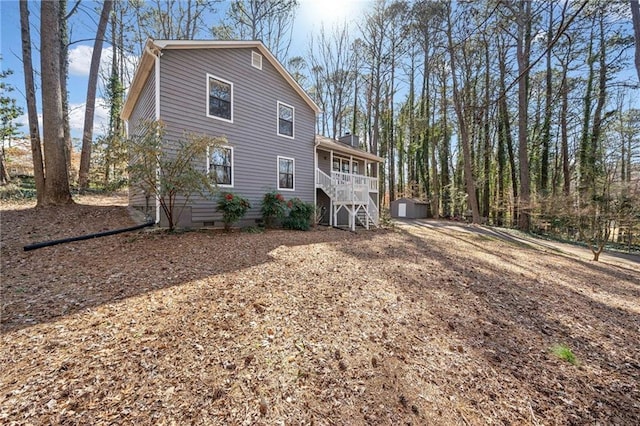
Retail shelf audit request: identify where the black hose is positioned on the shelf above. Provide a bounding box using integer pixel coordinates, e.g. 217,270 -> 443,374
23,221 -> 155,252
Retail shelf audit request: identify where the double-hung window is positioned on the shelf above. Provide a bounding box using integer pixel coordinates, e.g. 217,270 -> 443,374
277,102 -> 294,138
207,74 -> 233,122
277,156 -> 294,191
333,157 -> 358,174
209,146 -> 233,187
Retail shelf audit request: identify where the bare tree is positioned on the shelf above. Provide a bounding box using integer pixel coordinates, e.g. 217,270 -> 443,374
19,0 -> 45,205
40,0 -> 73,205
78,0 -> 113,192
631,0 -> 640,82
359,0 -> 396,159
444,2 -> 480,223
514,0 -> 533,231
222,0 -> 299,60
132,0 -> 220,45
307,23 -> 355,139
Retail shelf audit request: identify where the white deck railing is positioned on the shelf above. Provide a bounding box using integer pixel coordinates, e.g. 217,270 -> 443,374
318,170 -> 378,194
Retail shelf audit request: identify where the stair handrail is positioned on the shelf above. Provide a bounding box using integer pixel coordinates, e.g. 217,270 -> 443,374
316,168 -> 333,190
368,194 -> 379,225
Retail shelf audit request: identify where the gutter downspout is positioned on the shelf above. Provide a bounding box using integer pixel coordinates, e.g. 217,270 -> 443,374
329,150 -> 334,226
314,137 -> 319,225
145,44 -> 162,225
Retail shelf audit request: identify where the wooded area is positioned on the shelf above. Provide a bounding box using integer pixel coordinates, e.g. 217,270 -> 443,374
2,0 -> 639,250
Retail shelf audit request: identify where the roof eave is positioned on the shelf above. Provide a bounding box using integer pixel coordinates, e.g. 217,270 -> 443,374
121,39 -> 158,121
316,137 -> 383,163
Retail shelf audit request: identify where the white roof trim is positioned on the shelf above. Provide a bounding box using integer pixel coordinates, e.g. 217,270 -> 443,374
316,135 -> 383,163
122,39 -> 320,121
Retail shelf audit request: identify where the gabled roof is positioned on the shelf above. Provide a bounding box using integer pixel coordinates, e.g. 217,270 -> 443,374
316,135 -> 383,163
121,39 -> 321,121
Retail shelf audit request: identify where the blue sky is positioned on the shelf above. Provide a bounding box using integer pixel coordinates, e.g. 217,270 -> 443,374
2,1 -> 639,143
0,0 -> 367,140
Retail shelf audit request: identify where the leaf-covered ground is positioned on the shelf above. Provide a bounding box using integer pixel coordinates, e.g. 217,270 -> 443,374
1,195 -> 639,425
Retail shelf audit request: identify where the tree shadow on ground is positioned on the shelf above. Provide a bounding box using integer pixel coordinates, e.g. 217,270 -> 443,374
335,224 -> 640,424
0,204 -> 351,333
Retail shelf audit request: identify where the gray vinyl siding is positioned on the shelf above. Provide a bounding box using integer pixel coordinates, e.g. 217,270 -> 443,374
158,48 -> 316,226
127,67 -> 156,213
317,149 -> 331,175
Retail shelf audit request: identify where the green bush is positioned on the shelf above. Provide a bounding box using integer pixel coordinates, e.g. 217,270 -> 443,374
261,191 -> 287,228
217,192 -> 251,231
283,198 -> 314,231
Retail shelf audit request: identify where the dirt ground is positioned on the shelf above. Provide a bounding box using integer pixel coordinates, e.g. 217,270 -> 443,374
1,195 -> 639,425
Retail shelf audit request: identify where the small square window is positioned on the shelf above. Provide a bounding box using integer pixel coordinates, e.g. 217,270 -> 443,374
209,146 -> 233,187
277,102 -> 294,138
252,51 -> 262,70
277,156 -> 294,191
207,74 -> 233,122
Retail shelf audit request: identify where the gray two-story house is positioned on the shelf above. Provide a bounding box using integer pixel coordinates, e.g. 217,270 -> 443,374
122,39 -> 381,230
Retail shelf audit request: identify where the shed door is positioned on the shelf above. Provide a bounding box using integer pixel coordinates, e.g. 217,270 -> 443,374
398,203 -> 407,218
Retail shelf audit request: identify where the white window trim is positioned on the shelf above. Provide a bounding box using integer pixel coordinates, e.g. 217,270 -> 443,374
206,73 -> 233,123
332,156 -> 359,174
251,51 -> 263,70
277,156 -> 295,191
207,145 -> 234,188
277,101 -> 295,139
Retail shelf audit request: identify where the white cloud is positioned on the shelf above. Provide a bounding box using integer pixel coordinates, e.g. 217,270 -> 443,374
68,45 -> 139,86
68,45 -> 94,76
68,98 -> 110,137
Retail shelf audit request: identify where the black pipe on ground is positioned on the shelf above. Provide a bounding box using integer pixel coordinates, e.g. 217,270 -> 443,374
23,221 -> 155,252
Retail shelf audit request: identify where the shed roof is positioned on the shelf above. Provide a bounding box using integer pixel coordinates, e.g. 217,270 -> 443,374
122,39 -> 321,121
315,135 -> 383,163
392,197 -> 429,204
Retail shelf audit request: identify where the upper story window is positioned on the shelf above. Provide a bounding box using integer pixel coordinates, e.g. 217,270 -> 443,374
209,146 -> 233,187
207,74 -> 233,122
278,156 -> 295,191
332,156 -> 359,174
277,101 -> 294,138
251,51 -> 262,70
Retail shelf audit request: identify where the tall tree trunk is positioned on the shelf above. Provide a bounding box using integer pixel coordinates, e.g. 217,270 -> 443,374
516,0 -> 532,231
446,8 -> 480,224
59,0 -> 73,181
19,0 -> 45,205
440,70 -> 451,218
631,0 -> 640,82
579,30 -> 595,194
389,50 -> 396,202
498,42 -> 518,225
0,148 -> 10,185
422,46 -> 431,213
482,39 -> 491,220
407,45 -> 416,197
587,14 -> 608,198
540,3 -> 553,195
430,108 -> 439,218
496,98 -> 507,226
41,0 -> 73,205
79,0 -> 113,192
560,69 -> 570,195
